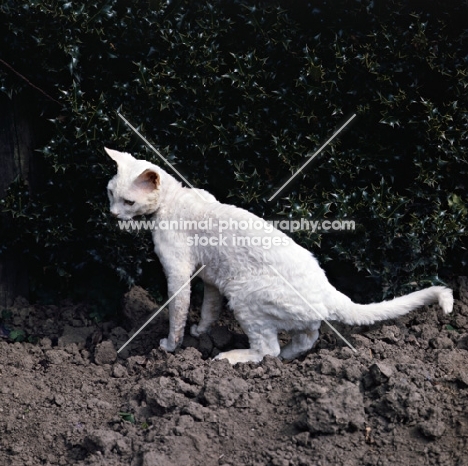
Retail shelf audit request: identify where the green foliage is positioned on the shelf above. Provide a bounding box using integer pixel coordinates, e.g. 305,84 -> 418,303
8,328 -> 26,342
118,412 -> 136,424
0,309 -> 37,343
0,0 -> 466,299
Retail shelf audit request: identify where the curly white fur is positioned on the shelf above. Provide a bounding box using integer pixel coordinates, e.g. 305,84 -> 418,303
105,148 -> 453,364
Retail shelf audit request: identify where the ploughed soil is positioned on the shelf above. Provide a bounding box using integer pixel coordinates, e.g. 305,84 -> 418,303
1,277 -> 468,466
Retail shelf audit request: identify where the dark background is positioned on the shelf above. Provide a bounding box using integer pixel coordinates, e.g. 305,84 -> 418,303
0,0 -> 466,314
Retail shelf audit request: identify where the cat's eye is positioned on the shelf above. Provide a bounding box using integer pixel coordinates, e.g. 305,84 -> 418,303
108,189 -> 113,197
123,199 -> 135,206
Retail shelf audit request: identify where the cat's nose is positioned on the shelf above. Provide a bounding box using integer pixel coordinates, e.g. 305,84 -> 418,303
111,211 -> 119,218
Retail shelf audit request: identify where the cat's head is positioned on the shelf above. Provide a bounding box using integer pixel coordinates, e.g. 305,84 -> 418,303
105,148 -> 161,219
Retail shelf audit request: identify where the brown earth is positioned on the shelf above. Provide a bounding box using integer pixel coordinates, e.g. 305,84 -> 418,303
1,278 -> 467,466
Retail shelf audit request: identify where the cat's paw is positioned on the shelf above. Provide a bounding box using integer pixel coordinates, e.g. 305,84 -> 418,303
213,349 -> 264,364
190,324 -> 202,338
159,338 -> 177,352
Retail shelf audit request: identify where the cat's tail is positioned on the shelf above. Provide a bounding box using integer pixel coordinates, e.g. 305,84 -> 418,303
334,286 -> 453,325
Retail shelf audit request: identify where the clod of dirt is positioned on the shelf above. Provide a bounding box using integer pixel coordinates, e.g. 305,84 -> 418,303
142,377 -> 189,410
457,333 -> 468,350
83,429 -> 125,454
372,377 -> 423,423
142,450 -> 179,466
369,362 -> 394,384
57,325 -> 94,348
122,286 -> 162,329
94,340 -> 117,365
300,380 -> 366,435
429,336 -> 455,349
419,419 -> 446,439
438,350 -> 468,387
203,376 -> 249,407
54,394 -> 65,406
45,349 -> 70,365
112,363 -> 128,378
180,401 -> 213,422
319,354 -> 343,376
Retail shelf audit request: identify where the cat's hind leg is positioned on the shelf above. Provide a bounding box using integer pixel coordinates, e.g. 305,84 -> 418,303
214,323 -> 280,364
190,283 -> 223,337
279,322 -> 321,360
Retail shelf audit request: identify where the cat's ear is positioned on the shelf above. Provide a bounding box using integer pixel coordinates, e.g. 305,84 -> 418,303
104,147 -> 135,166
134,169 -> 160,192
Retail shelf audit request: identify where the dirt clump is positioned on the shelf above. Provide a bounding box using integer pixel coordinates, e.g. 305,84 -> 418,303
0,278 -> 467,465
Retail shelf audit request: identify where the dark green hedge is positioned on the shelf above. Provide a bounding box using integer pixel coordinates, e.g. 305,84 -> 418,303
0,0 -> 467,301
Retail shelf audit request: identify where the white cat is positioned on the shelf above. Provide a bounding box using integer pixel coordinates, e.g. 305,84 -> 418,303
105,147 -> 453,364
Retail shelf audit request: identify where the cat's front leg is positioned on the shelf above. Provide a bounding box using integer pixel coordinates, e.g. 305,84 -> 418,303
159,273 -> 191,352
191,283 -> 223,337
